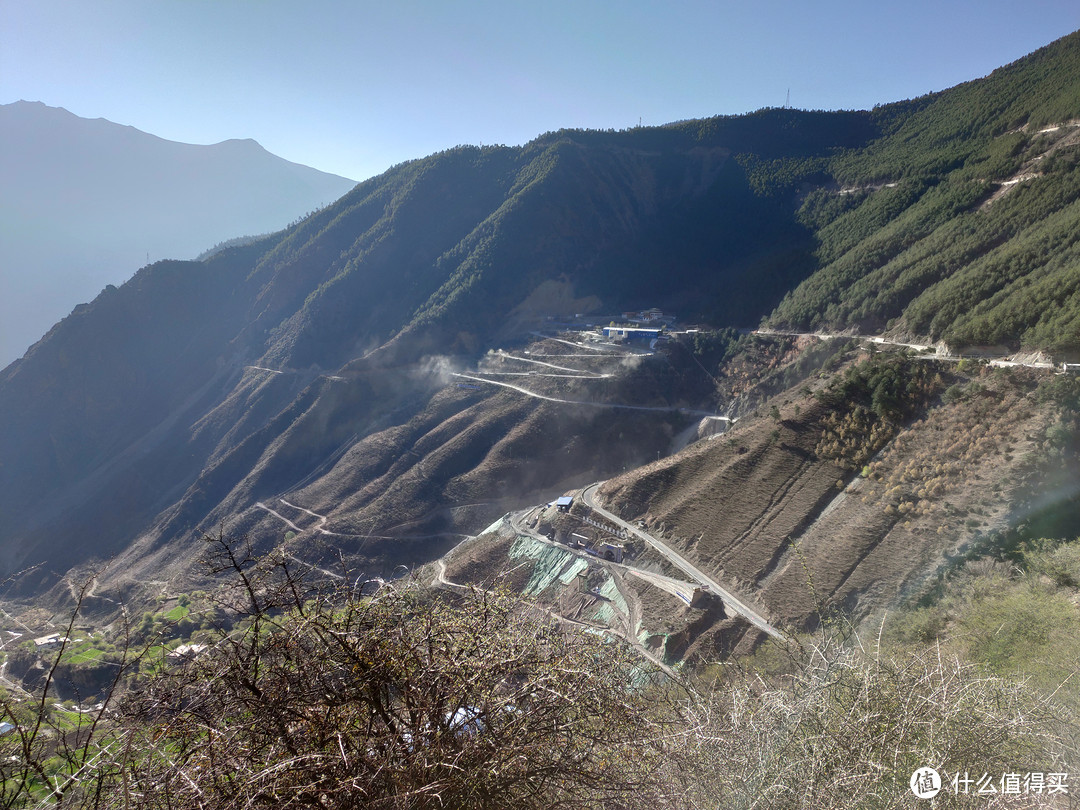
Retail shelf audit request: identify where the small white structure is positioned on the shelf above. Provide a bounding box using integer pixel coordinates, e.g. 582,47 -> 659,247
33,633 -> 68,648
569,532 -> 590,548
166,643 -> 207,662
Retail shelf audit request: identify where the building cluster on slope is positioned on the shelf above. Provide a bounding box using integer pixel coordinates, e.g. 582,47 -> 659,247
601,307 -> 673,345
545,496 -> 627,563
621,308 -> 666,323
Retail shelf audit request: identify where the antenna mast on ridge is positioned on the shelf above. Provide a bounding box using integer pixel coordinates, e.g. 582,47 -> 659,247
785,88 -> 790,109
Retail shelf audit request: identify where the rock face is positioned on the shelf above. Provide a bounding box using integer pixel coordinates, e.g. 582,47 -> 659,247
0,101 -> 357,367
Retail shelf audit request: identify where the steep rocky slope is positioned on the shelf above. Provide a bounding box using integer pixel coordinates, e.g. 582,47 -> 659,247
438,339 -> 1072,666
4,32 -> 1080,610
599,348 -> 1060,630
0,112 -> 855,592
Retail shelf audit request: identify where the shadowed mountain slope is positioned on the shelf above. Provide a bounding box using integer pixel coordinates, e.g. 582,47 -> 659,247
0,115 -> 851,590
5,31 -> 1080,601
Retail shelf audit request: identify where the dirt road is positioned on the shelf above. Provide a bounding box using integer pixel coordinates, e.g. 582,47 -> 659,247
581,483 -> 786,642
753,329 -> 1056,369
452,372 -> 732,419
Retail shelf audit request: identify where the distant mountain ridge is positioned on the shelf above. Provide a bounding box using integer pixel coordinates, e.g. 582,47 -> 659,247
3,31 -> 1080,599
0,101 -> 356,367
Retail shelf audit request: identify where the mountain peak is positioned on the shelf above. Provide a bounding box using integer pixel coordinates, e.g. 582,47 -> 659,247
0,103 -> 357,368
214,137 -> 266,150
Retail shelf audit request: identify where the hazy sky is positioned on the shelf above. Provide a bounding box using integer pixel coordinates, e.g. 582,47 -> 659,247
3,1 -> 1079,181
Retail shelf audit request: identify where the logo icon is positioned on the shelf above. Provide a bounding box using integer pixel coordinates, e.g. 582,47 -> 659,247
911,767 -> 943,799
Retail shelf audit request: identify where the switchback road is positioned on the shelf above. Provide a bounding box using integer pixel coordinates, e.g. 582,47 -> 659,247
452,373 -> 733,420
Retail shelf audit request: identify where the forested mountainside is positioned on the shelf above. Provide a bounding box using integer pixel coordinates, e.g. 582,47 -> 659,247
767,31 -> 1080,352
3,32 -> 1080,600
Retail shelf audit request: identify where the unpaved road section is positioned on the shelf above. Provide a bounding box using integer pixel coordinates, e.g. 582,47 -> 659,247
581,483 -> 786,641
624,568 -> 696,604
493,350 -> 610,377
753,329 -> 1057,369
452,373 -> 733,420
528,332 -> 641,354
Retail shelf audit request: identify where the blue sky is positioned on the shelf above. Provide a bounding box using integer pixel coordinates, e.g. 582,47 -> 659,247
2,0 -> 1079,181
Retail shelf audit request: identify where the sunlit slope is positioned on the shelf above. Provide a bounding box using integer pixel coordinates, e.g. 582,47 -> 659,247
5,28 -> 1080,597
599,352 -> 1057,630
767,31 -> 1080,354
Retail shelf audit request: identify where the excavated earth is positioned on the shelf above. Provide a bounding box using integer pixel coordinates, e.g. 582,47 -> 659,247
599,360 -> 1056,632
442,339 -> 1064,667
46,333 -> 1068,672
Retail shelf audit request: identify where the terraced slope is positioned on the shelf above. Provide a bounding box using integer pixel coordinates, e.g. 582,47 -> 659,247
599,350 -> 1058,630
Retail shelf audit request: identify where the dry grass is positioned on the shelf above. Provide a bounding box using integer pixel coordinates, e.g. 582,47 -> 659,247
674,633 -> 1076,808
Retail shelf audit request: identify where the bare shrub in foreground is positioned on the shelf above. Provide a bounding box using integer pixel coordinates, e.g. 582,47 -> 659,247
91,538 -> 680,809
4,539 -> 1077,809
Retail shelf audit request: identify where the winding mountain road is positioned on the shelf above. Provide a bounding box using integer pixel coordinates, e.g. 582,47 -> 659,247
753,329 -> 1057,369
470,371 -> 609,379
580,483 -> 786,642
256,499 -> 467,544
493,350 -> 610,376
528,333 -> 629,354
452,372 -> 732,419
